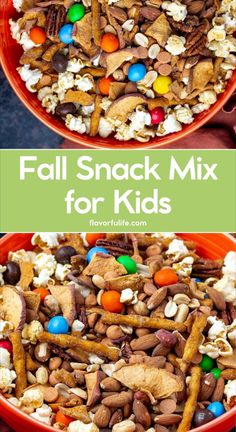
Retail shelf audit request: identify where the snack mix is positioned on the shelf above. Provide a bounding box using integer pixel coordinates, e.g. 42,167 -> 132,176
10,0 -> 236,142
0,233 -> 236,432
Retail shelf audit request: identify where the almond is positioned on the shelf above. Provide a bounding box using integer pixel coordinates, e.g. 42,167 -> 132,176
154,414 -> 182,426
130,333 -> 159,351
140,6 -> 161,20
100,377 -> 121,392
109,409 -> 123,428
199,373 -> 216,401
206,286 -> 226,311
147,287 -> 168,310
211,376 -> 225,402
187,0 -> 204,13
94,405 -> 111,428
102,391 -> 133,408
133,399 -> 151,428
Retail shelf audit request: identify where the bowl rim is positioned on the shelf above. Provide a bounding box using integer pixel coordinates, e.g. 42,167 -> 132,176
0,232 -> 236,431
0,2 -> 236,149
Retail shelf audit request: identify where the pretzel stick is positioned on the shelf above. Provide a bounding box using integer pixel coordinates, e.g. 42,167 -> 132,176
9,331 -> 27,398
177,366 -> 202,432
18,261 -> 34,290
38,332 -> 120,361
183,314 -> 207,362
90,95 -> 102,137
88,309 -> 186,332
92,0 -> 101,46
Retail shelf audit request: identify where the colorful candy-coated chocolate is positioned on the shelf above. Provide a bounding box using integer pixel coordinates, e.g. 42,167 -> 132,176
117,255 -> 137,274
85,233 -> 105,246
100,33 -> 119,53
0,341 -> 13,354
150,107 -> 165,125
68,3 -> 85,23
200,354 -> 215,372
87,246 -> 109,263
101,290 -> 123,313
98,77 -> 114,95
128,63 -> 147,82
193,409 -> 215,427
195,278 -> 202,282
153,76 -> 172,94
211,368 -> 221,380
29,27 -> 46,44
48,316 -> 69,334
58,24 -> 74,44
207,402 -> 225,417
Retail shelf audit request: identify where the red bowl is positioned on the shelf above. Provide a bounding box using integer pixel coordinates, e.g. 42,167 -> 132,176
0,233 -> 236,432
0,1 -> 236,149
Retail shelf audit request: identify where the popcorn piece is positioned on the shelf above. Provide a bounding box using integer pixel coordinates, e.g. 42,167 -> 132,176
17,64 -> 42,93
162,1 -> 187,22
67,58 -> 85,73
192,103 -> 210,114
22,321 -> 44,344
0,320 -> 14,340
68,421 -> 99,432
199,342 -> 220,359
13,0 -> 23,12
55,263 -> 72,282
129,109 -> 151,132
223,251 -> 236,279
98,117 -> 113,138
10,19 -> 36,51
20,388 -> 44,409
30,404 -> 53,425
207,316 -> 227,340
173,256 -> 194,277
0,265 -> 6,286
58,72 -> 75,91
37,86 -> 53,102
224,380 -> 236,406
42,94 -> 58,114
0,348 -> 12,369
34,253 -> 56,276
65,114 -> 87,133
74,75 -> 94,92
198,90 -> 217,105
166,239 -> 189,260
120,288 -> 138,305
88,354 -> 104,364
207,26 -> 226,42
33,269 -> 54,288
32,233 -> 65,248
152,232 -> 176,239
165,35 -> 186,55
156,114 -> 182,136
0,367 -> 17,390
214,275 -> 236,303
81,105 -> 95,116
175,105 -> 194,124
8,397 -> 22,408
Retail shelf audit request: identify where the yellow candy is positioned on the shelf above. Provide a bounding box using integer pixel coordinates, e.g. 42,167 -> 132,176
153,76 -> 172,95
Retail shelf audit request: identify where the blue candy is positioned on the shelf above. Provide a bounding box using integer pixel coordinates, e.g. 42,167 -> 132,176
87,246 -> 109,263
207,402 -> 225,418
128,63 -> 147,82
195,278 -> 202,282
48,316 -> 69,334
59,24 -> 74,44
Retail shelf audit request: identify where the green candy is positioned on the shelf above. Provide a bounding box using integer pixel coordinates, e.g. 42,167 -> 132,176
117,255 -> 137,274
68,3 -> 85,23
211,368 -> 221,380
200,354 -> 215,372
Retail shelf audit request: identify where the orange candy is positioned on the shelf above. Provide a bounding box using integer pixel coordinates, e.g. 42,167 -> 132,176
98,77 -> 114,95
101,290 -> 123,313
85,233 -> 105,246
100,33 -> 119,53
154,268 -> 178,287
29,27 -> 46,44
32,287 -> 49,301
55,412 -> 73,426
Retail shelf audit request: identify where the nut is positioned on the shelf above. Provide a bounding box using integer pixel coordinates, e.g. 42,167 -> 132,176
164,300 -> 178,318
92,275 -> 105,289
106,325 -> 124,340
174,304 -> 189,323
155,330 -> 177,348
144,282 -> 157,296
133,301 -> 149,316
199,373 -> 216,401
102,391 -> 133,408
134,33 -> 149,48
211,376 -> 225,401
101,377 -> 121,392
173,294 -> 190,305
130,333 -> 159,351
147,287 -> 167,310
94,405 -> 111,428
133,399 -> 151,428
34,343 -> 50,362
154,414 -> 182,426
112,420 -> 136,432
49,357 -> 62,370
35,366 -> 49,385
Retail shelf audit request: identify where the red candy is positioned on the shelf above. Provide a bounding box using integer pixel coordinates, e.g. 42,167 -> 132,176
0,340 -> 13,354
100,33 -> 119,53
29,27 -> 46,44
150,107 -> 165,125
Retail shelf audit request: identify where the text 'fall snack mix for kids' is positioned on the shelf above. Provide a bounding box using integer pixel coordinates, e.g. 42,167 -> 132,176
10,0 -> 236,142
0,233 -> 236,431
